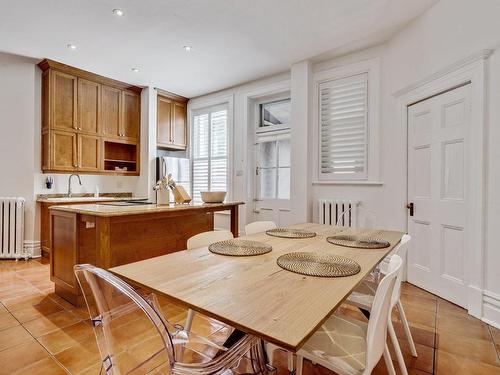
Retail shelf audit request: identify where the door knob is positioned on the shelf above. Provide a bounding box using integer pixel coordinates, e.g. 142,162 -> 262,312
406,202 -> 414,216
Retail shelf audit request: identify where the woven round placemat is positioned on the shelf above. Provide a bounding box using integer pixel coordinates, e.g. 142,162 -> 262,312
326,234 -> 390,249
277,252 -> 360,277
266,228 -> 317,239
208,239 -> 272,256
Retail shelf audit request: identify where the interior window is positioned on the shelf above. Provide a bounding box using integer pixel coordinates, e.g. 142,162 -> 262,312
191,105 -> 228,203
259,99 -> 291,130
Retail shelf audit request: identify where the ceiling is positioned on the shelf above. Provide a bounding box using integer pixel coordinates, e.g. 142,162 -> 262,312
0,0 -> 437,97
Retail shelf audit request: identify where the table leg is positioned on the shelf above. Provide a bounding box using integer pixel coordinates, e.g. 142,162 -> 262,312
230,205 -> 239,237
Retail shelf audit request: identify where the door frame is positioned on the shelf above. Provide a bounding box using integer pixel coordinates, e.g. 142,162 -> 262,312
394,49 -> 492,318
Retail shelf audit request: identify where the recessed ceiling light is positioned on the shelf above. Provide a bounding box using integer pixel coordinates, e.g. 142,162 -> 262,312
67,44 -> 77,50
113,8 -> 124,16
131,67 -> 140,72
183,45 -> 192,52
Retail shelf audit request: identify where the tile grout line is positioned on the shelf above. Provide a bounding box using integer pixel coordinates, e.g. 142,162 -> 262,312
433,298 -> 438,374
1,263 -> 71,374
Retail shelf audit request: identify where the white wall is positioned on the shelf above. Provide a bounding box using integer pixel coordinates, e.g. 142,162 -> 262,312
191,0 -> 500,327
0,52 -> 153,254
309,0 -> 500,326
189,72 -> 292,233
0,53 -> 38,243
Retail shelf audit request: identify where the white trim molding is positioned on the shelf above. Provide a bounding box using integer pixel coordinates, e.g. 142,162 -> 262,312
187,94 -> 235,203
312,58 -> 381,184
396,49 -> 491,321
483,290 -> 500,329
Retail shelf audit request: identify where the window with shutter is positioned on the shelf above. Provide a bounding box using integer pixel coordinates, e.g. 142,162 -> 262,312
192,104 -> 228,203
319,72 -> 368,180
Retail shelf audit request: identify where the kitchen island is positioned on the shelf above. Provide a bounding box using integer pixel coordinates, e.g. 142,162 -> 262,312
49,201 -> 243,305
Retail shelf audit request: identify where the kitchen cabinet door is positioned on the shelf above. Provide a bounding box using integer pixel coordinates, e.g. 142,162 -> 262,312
52,70 -> 77,131
172,101 -> 187,149
121,90 -> 140,140
157,96 -> 173,146
101,85 -> 121,138
78,78 -> 100,134
52,130 -> 77,171
78,134 -> 100,171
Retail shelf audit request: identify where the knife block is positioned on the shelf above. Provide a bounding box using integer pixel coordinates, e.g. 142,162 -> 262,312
172,185 -> 192,204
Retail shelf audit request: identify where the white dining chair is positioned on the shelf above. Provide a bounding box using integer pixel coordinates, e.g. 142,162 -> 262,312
245,221 -> 277,235
346,234 -> 416,375
185,230 -> 234,332
186,230 -> 234,251
296,255 -> 403,375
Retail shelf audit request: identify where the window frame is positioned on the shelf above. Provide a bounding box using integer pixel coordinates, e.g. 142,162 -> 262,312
258,98 -> 291,134
189,101 -> 232,204
255,131 -> 291,201
313,58 -> 381,183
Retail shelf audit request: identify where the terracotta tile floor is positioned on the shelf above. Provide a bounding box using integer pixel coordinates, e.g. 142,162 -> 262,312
0,258 -> 499,375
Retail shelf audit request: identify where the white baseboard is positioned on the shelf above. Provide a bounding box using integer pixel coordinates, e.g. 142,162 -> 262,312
482,290 -> 500,329
467,285 -> 484,318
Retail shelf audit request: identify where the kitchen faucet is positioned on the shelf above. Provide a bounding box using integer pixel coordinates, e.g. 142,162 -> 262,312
68,174 -> 82,197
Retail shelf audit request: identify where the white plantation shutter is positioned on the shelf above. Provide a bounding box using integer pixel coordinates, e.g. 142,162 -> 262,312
319,73 -> 368,180
192,105 -> 228,203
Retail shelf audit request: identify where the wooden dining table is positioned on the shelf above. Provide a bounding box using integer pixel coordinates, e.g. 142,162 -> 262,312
110,223 -> 404,352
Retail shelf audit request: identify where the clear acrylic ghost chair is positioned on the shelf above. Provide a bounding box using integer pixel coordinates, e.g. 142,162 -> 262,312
244,221 -> 277,236
185,230 -> 234,332
346,235 -> 417,375
74,264 -> 271,375
296,255 -> 403,375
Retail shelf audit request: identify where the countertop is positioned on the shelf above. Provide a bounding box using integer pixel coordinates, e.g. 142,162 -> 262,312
49,201 -> 244,217
37,193 -> 140,203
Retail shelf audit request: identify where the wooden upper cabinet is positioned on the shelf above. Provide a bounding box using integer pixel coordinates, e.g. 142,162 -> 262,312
172,101 -> 187,148
52,70 -> 77,131
156,91 -> 188,150
52,130 -> 77,171
121,91 -> 140,140
101,85 -> 121,138
78,134 -> 100,171
78,79 -> 100,134
157,96 -> 172,146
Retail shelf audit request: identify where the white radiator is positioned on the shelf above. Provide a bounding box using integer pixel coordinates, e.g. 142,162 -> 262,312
0,197 -> 26,259
318,199 -> 360,227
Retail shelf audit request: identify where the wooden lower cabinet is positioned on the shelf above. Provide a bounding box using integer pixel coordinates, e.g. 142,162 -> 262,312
50,209 -> 217,306
40,199 -> 120,258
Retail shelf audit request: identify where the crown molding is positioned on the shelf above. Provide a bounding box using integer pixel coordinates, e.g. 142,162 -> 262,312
393,49 -> 493,98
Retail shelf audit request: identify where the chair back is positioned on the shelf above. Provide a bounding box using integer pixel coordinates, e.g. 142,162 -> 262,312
186,230 -> 234,250
365,255 -> 402,373
391,234 -> 410,305
74,264 -> 175,374
245,221 -> 277,235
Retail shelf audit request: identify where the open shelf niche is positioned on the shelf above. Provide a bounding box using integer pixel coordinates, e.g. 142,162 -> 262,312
104,141 -> 138,174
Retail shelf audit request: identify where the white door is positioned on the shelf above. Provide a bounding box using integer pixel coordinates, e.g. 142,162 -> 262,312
407,84 -> 470,307
253,134 -> 291,226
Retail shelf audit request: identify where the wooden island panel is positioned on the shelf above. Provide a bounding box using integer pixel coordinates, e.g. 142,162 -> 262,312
50,202 -> 242,305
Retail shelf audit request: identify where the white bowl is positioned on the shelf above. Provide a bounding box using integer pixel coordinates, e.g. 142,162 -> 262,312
200,191 -> 226,203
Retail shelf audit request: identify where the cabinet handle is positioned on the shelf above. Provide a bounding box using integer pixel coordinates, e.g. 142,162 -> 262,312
73,164 -> 78,168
